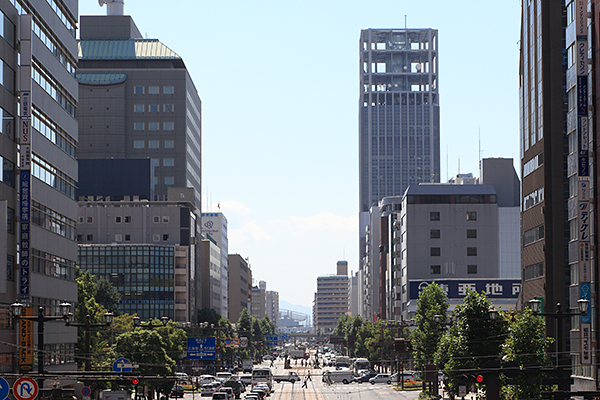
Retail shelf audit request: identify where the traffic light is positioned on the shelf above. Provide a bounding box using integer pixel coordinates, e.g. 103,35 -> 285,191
475,375 -> 484,383
132,379 -> 139,385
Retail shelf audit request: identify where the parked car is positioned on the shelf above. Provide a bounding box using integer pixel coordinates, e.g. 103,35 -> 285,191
170,386 -> 185,398
357,373 -> 378,383
369,374 -> 392,384
391,372 -> 418,383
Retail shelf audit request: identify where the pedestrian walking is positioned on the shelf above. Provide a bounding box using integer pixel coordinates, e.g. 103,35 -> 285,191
302,377 -> 308,388
307,370 -> 312,381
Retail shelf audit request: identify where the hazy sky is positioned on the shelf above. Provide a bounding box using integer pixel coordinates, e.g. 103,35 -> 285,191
78,1 -> 522,309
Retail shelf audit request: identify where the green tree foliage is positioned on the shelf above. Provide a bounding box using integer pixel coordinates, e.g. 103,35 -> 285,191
501,308 -> 553,400
411,282 -> 449,370
197,308 -> 221,325
434,290 -> 508,398
95,276 -> 121,315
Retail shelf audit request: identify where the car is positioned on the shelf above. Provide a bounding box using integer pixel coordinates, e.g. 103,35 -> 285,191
357,373 -> 378,383
369,374 -> 392,384
254,384 -> 270,396
212,394 -> 228,400
202,383 -> 221,397
249,389 -> 266,400
391,372 -> 418,383
170,385 -> 185,398
244,395 -> 259,400
219,388 -> 234,400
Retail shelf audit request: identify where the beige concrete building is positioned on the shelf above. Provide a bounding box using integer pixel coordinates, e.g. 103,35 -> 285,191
266,290 -> 279,328
313,261 -> 349,333
228,254 -> 251,322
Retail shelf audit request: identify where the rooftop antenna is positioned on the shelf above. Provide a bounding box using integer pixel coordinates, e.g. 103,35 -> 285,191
98,0 -> 124,15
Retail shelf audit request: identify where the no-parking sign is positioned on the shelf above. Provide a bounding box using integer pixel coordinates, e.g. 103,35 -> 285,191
13,377 -> 38,400
81,387 -> 91,397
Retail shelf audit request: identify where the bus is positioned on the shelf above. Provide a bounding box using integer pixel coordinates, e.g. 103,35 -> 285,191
353,358 -> 370,375
251,367 -> 273,390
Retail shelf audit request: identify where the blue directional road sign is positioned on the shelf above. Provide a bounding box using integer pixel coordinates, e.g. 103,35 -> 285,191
265,334 -> 278,346
0,377 -> 9,400
188,337 -> 216,360
113,357 -> 135,373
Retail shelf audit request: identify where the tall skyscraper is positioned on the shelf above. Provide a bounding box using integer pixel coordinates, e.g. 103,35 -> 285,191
313,261 -> 349,333
359,28 -> 440,213
0,0 -> 80,374
358,28 -> 440,318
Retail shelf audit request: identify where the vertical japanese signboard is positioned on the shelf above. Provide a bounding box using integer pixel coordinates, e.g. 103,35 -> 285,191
19,15 -> 31,300
575,0 -> 592,365
18,307 -> 33,372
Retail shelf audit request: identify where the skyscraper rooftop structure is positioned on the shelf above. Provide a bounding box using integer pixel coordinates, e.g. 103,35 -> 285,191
359,28 -> 440,213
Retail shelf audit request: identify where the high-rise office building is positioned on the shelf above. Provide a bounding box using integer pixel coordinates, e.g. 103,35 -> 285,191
77,9 -> 202,208
0,0 -> 80,375
265,290 -> 279,328
358,28 -> 440,318
228,254 -> 251,322
201,212 -> 228,318
313,261 -> 349,333
359,28 -> 440,212
520,0 -> 597,390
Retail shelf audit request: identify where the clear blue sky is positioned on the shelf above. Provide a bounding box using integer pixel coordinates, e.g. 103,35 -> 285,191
79,1 -> 522,309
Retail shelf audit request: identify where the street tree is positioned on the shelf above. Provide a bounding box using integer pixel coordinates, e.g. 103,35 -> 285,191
501,308 -> 553,399
434,290 -> 508,398
411,282 -> 449,370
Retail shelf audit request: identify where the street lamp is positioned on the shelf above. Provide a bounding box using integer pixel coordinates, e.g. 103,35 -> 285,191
11,301 -> 72,377
133,316 -> 169,328
65,313 -> 113,371
528,297 -> 589,390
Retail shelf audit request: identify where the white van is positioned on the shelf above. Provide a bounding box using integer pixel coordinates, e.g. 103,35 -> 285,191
216,371 -> 233,382
322,370 -> 355,384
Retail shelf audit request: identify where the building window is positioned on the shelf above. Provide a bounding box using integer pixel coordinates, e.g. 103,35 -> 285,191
164,86 -> 174,94
430,265 -> 441,274
467,265 -> 477,274
153,216 -> 160,223
163,216 -> 170,223
153,233 -> 160,241
134,140 -> 144,149
430,211 -> 440,221
467,229 -> 477,238
125,216 -> 131,223
134,122 -> 144,131
77,216 -> 84,224
524,262 -> 544,281
148,104 -> 159,113
149,86 -> 159,94
134,86 -> 144,94
466,211 -> 477,221
149,140 -> 159,149
149,122 -> 159,131
164,158 -> 174,167
86,234 -> 93,241
153,177 -> 158,185
164,104 -> 174,112
430,247 -> 441,256
151,158 -> 159,167
163,234 -> 169,241
115,234 -> 122,242
86,217 -> 93,223
115,216 -> 122,223
164,140 -> 174,149
165,176 -> 174,185
7,255 -> 13,281
467,247 -> 477,256
125,234 -> 131,241
430,229 -> 440,239
164,122 -> 174,130
134,104 -> 144,112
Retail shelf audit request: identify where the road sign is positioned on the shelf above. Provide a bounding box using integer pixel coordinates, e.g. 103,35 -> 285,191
224,338 -> 232,346
113,358 -> 138,373
0,377 -> 9,400
188,337 -> 216,360
233,338 -> 240,347
266,334 -> 277,346
13,377 -> 38,400
81,387 -> 91,397
240,337 -> 248,348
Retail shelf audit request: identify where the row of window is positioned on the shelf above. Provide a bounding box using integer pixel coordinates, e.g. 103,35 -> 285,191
77,233 -> 171,243
32,201 -> 76,240
134,140 -> 175,149
79,215 -> 171,224
430,229 -> 477,239
134,104 -> 174,113
32,154 -> 77,199
430,265 -> 478,275
32,60 -> 75,117
134,86 -> 174,95
134,122 -> 175,131
429,211 -> 478,221
33,107 -> 77,158
430,247 -> 478,256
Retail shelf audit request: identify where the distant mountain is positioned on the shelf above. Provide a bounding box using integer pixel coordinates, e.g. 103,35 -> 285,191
279,300 -> 311,318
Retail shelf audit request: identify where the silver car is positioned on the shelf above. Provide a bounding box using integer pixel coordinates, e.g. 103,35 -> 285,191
369,374 -> 391,384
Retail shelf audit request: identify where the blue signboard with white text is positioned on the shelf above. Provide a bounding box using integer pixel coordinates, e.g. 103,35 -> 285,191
187,337 -> 216,360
